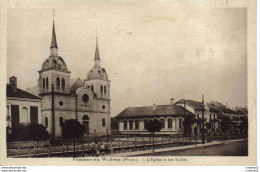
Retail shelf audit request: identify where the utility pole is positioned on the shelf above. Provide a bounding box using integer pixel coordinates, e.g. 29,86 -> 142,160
183,100 -> 186,136
51,84 -> 55,141
202,94 -> 205,144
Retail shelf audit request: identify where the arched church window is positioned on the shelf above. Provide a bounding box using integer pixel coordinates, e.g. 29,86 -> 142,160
59,117 -> 63,127
168,118 -> 172,129
104,86 -> 107,96
82,115 -> 89,120
43,78 -> 45,90
62,78 -> 65,91
100,85 -> 103,96
102,118 -> 106,127
123,120 -> 127,130
91,85 -> 94,92
56,77 -> 60,90
45,117 -> 48,127
82,94 -> 89,103
46,77 -> 49,90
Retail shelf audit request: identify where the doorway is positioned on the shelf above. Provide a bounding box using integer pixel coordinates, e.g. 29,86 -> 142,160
82,115 -> 89,134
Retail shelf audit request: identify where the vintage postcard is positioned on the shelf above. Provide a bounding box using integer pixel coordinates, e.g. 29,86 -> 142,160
0,0 -> 256,166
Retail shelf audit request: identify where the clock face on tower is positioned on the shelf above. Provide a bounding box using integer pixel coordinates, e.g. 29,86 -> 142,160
54,57 -> 63,67
57,59 -> 62,66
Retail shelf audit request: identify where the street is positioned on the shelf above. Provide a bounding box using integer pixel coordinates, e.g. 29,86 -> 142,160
142,140 -> 248,156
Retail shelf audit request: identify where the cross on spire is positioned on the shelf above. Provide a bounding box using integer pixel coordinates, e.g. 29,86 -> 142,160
53,9 -> 55,21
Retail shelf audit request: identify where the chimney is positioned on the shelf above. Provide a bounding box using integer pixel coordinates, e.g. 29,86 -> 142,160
153,103 -> 156,111
170,98 -> 174,105
9,76 -> 17,91
226,102 -> 228,108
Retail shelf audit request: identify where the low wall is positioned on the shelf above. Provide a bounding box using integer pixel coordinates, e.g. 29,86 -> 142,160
7,140 -> 50,149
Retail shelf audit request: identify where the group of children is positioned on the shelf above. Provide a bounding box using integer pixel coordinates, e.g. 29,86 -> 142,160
88,141 -> 114,156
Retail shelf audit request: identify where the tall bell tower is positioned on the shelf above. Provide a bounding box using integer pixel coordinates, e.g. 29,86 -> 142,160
38,19 -> 71,136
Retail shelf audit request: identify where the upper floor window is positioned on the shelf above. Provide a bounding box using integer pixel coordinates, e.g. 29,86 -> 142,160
168,118 -> 172,129
100,85 -> 103,96
82,94 -> 89,103
62,78 -> 65,91
104,86 -> 107,96
43,78 -> 46,90
102,118 -> 106,127
56,77 -> 60,90
46,77 -> 49,90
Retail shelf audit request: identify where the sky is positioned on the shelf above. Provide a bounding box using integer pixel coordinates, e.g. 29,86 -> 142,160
7,2 -> 247,117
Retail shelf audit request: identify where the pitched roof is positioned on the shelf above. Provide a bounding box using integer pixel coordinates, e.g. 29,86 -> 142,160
209,106 -> 221,113
215,104 -> 234,113
6,84 -> 41,100
70,77 -> 84,94
176,99 -> 205,111
25,86 -> 40,97
208,102 -> 235,114
235,108 -> 248,115
116,105 -> 195,118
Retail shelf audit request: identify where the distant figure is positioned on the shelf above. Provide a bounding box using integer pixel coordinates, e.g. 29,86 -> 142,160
96,142 -> 101,156
100,142 -> 105,155
104,143 -> 110,155
109,141 -> 114,154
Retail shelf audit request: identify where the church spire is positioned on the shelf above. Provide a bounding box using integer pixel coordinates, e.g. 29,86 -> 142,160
95,36 -> 100,60
50,21 -> 58,49
50,20 -> 58,56
94,36 -> 100,67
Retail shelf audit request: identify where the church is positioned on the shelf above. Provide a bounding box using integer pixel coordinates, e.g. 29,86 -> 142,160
20,21 -> 111,137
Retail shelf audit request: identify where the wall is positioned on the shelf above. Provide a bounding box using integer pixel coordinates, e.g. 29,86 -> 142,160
6,97 -> 42,127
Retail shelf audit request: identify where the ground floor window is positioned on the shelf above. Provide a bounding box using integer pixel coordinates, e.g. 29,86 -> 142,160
135,120 -> 139,129
129,120 -> 133,129
168,118 -> 172,129
59,117 -> 63,127
45,117 -> 48,127
160,119 -> 165,128
123,120 -> 127,130
144,119 -> 148,129
102,118 -> 106,127
179,118 -> 182,129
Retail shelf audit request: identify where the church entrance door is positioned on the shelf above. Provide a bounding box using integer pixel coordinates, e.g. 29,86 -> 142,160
82,115 -> 89,135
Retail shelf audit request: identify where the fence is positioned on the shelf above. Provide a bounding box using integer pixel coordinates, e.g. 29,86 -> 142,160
7,133 -> 247,158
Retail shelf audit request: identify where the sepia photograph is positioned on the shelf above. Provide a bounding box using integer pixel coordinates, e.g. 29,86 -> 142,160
0,0 -> 256,167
